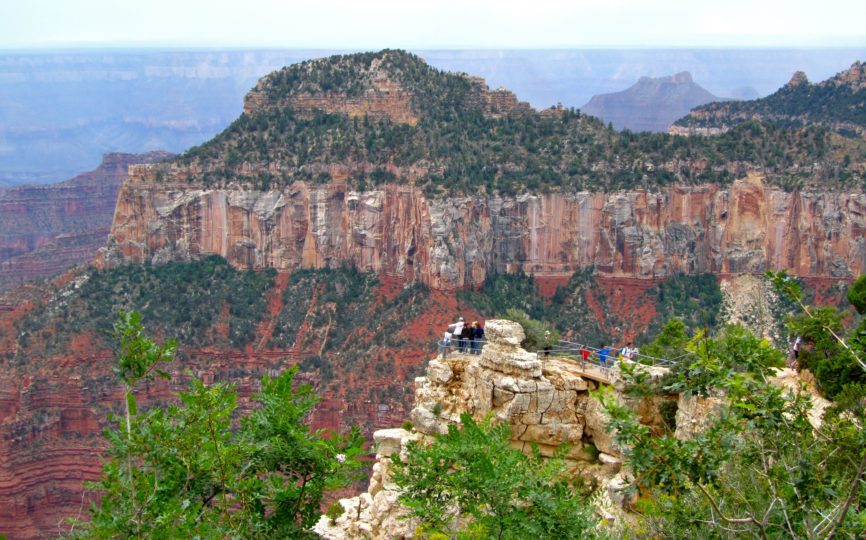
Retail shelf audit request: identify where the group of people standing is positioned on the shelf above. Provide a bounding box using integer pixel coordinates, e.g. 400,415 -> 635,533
439,317 -> 646,368
578,342 -> 639,368
442,317 -> 485,355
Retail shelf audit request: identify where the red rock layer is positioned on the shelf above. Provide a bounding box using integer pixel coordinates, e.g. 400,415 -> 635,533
99,175 -> 866,287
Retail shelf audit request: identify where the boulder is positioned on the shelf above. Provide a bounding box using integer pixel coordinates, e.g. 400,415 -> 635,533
583,394 -> 622,457
373,428 -> 410,458
410,406 -> 449,436
426,359 -> 454,384
480,344 -> 542,377
675,393 -> 725,440
484,319 -> 525,346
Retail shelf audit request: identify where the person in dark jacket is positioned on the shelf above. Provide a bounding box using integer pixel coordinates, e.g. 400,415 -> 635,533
470,321 -> 484,354
460,322 -> 472,352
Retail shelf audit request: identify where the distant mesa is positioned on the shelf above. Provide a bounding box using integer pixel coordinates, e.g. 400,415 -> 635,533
580,71 -> 726,133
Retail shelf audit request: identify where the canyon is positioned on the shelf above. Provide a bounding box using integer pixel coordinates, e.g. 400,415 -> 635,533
1,49 -> 864,538
0,152 -> 171,291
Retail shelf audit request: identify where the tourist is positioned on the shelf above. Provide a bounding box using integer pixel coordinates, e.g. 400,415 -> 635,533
448,316 -> 465,349
597,344 -> 612,368
579,345 -> 591,368
459,321 -> 472,352
471,321 -> 484,354
621,342 -> 636,361
440,331 -> 452,357
790,336 -> 802,368
460,321 -> 472,352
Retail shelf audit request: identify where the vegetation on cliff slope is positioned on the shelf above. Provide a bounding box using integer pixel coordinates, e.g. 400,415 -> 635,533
2,260 -> 434,408
603,273 -> 866,538
170,50 -> 864,193
13,256 -> 275,356
458,270 -> 723,347
636,273 -> 724,343
675,61 -> 866,137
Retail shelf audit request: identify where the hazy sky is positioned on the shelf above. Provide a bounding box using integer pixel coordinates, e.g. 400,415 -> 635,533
1,0 -> 864,49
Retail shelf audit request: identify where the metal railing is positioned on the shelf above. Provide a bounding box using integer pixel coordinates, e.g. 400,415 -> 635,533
434,337 -> 681,370
438,338 -> 487,358
554,340 -> 679,368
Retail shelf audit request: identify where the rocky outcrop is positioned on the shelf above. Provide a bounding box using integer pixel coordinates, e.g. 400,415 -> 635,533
313,322 -> 840,538
410,320 -> 597,461
243,52 -> 530,126
0,152 -> 171,291
314,320 -> 668,538
99,175 -> 866,288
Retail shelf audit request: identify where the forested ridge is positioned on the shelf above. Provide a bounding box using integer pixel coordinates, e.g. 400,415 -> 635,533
158,50 -> 866,194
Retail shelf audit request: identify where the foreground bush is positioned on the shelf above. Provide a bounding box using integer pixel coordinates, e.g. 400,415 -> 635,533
66,312 -> 364,539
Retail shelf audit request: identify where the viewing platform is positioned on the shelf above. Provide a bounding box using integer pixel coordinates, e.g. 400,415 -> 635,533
436,337 -> 678,386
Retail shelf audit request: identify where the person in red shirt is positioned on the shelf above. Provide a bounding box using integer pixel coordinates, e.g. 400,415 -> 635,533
579,345 -> 591,368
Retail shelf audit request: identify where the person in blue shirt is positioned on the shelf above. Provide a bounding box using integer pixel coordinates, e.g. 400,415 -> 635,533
597,344 -> 612,368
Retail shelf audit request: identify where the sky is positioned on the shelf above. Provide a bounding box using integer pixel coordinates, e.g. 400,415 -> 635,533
1,0 -> 865,50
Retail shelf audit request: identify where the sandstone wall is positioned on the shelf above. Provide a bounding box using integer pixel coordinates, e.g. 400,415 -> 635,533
99,176 -> 866,288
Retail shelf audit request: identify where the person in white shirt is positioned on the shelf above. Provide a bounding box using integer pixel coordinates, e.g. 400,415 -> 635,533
448,316 -> 465,348
621,342 -> 636,361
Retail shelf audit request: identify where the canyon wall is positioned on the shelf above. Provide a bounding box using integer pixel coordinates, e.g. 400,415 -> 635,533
99,172 -> 866,287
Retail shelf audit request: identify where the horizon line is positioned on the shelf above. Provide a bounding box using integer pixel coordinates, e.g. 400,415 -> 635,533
2,43 -> 866,54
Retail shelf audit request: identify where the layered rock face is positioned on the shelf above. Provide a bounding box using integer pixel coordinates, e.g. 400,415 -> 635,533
0,152 -> 170,291
243,56 -> 530,126
99,174 -> 866,288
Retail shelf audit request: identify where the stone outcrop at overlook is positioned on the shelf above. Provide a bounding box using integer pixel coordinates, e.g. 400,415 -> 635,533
313,320 -> 663,538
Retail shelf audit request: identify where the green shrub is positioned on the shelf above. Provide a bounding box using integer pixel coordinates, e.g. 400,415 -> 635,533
391,413 -> 600,539
847,274 -> 866,314
325,501 -> 345,525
